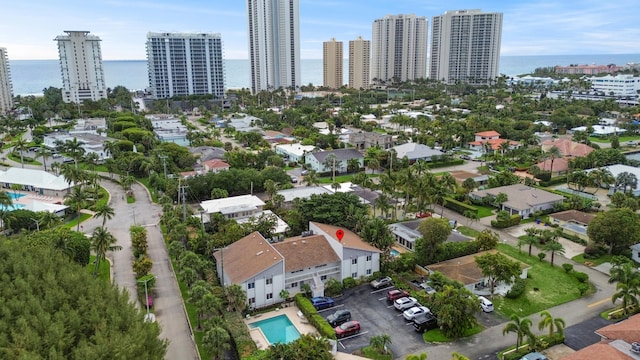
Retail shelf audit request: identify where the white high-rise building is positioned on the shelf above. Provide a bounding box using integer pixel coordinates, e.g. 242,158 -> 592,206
430,9 -> 503,85
146,32 -> 225,99
247,0 -> 300,94
349,36 -> 370,89
323,38 -> 343,89
0,48 -> 13,114
55,31 -> 107,103
371,14 -> 428,85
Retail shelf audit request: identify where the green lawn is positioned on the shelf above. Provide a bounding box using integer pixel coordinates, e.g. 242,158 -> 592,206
62,213 -> 92,229
457,226 -> 480,238
589,135 -> 640,143
572,253 -> 614,267
87,255 -> 110,282
476,205 -> 494,218
8,153 -> 41,165
318,173 -> 379,184
423,324 -> 483,342
360,346 -> 393,360
492,244 -> 587,317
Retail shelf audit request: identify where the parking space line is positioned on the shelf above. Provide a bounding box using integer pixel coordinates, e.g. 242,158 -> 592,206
337,331 -> 369,346
377,296 -> 387,301
317,304 -> 344,313
370,286 -> 394,294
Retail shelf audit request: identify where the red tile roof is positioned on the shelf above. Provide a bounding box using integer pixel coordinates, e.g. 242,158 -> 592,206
202,159 -> 230,169
597,314 -> 640,344
536,158 -> 570,173
475,130 -> 501,137
542,138 -> 594,157
310,222 -> 381,253
212,232 -> 283,284
549,210 -> 596,225
560,343 -> 633,360
273,235 -> 340,272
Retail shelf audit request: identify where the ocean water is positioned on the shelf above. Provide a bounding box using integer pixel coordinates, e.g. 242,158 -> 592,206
9,54 -> 640,96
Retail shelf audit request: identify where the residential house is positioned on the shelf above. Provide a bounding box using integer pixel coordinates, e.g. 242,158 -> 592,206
470,184 -> 565,218
181,159 -> 230,179
630,243 -> 640,264
450,170 -> 489,187
148,115 -> 189,146
593,164 -> 640,195
561,313 -> 640,360
549,210 -> 596,241
277,186 -> 333,206
305,148 -> 364,174
213,222 -> 381,309
389,219 -> 471,252
43,132 -> 115,161
221,113 -> 262,133
391,142 -> 443,162
0,168 -> 74,197
190,146 -> 227,162
199,195 -> 288,234
537,138 -> 595,175
468,130 -> 520,153
348,131 -> 393,150
263,130 -> 294,145
275,143 -> 316,163
426,250 -> 529,296
570,125 -> 626,137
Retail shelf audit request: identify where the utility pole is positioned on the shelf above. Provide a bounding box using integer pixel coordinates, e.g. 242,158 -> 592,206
158,155 -> 168,178
180,183 -> 188,222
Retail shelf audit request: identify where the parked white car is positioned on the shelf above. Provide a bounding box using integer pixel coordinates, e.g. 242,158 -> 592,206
394,296 -> 418,311
403,306 -> 430,321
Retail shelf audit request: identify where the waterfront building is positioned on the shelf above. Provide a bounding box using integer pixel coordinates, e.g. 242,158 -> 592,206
555,64 -> 620,75
371,14 -> 428,85
323,38 -> 343,89
247,0 -> 300,94
589,74 -> 640,97
55,31 -> 107,103
430,9 -> 503,85
348,36 -> 370,89
0,48 -> 13,114
146,32 -> 225,99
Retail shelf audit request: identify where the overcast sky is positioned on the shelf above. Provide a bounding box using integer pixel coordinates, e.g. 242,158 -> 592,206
1,0 -> 639,60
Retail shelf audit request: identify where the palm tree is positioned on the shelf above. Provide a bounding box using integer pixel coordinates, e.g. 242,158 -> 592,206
462,178 -> 476,201
609,262 -> 640,315
538,311 -> 565,338
347,158 -> 361,173
64,138 -> 86,168
502,314 -> 533,352
546,146 -> 562,176
37,211 -> 62,229
302,170 -> 320,187
12,138 -> 29,168
0,190 -> 12,208
90,226 -> 122,277
519,228 -> 540,256
36,147 -> 51,172
543,241 -> 565,266
65,186 -> 87,231
367,157 -> 380,175
202,323 -> 230,360
94,203 -> 115,227
369,334 -> 392,355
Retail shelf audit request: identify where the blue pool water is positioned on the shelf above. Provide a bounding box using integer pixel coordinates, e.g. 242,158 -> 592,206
249,314 -> 300,345
9,193 -> 25,200
390,249 -> 400,257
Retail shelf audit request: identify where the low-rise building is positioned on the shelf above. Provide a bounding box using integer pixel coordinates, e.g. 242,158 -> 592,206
549,210 -> 596,241
0,168 -> 74,197
589,74 -> 640,97
555,64 -> 620,75
200,194 -> 265,220
148,115 -> 189,146
561,313 -> 640,359
43,132 -> 115,161
470,184 -> 565,218
468,131 -> 520,152
348,131 -> 393,150
277,186 -> 333,205
391,142 -> 443,162
213,222 -> 381,309
274,143 -> 316,163
305,148 -> 364,174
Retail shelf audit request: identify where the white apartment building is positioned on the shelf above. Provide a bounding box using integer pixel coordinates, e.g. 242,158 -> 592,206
430,9 -> 503,85
349,36 -> 370,89
247,0 -> 301,94
371,14 -> 428,84
589,74 -> 640,97
323,38 -> 343,89
0,48 -> 13,114
146,32 -> 225,99
55,31 -> 107,103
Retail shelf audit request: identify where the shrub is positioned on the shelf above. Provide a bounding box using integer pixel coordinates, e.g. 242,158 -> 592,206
491,214 -> 522,229
573,271 -> 589,283
324,278 -> 343,297
342,277 -> 357,289
294,294 -> 336,339
505,278 -> 527,299
537,253 -> 546,262
433,241 -> 480,263
577,283 -> 590,296
562,263 -> 574,273
224,311 -> 256,358
443,197 -> 479,216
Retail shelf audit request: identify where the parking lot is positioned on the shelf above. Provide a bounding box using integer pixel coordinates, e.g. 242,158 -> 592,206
318,283 -> 507,358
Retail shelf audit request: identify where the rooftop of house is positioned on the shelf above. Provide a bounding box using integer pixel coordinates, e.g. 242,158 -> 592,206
536,157 -> 570,173
200,195 -> 264,215
310,148 -> 364,163
427,250 -> 528,286
0,168 -> 73,190
277,186 -> 333,202
272,235 -> 341,272
560,342 -> 635,360
541,138 -> 595,157
213,232 -> 283,284
549,210 -> 596,225
472,184 -> 565,210
391,142 -> 443,160
475,130 -> 501,137
596,313 -> 640,345
311,222 -> 381,253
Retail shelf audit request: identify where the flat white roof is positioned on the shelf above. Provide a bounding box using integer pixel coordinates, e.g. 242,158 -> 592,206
200,194 -> 265,214
23,200 -> 68,214
0,168 -> 72,191
236,210 -> 289,234
277,186 -> 333,202
275,143 -> 316,157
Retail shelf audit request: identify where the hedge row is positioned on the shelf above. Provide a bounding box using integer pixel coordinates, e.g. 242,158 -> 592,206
433,241 -> 481,263
491,214 -> 522,229
294,294 -> 337,339
502,334 -> 565,360
427,159 -> 464,168
444,197 -> 479,216
505,278 -> 527,299
224,312 -> 257,358
539,175 -> 568,187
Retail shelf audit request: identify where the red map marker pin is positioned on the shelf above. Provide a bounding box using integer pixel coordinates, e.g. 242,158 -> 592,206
336,229 -> 344,241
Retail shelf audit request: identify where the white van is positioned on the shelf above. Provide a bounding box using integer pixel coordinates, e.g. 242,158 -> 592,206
478,296 -> 493,313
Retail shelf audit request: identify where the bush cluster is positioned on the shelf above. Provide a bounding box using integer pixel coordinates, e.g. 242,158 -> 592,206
444,197 -> 479,216
433,241 -> 480,263
505,278 -> 527,299
573,271 -> 589,283
491,214 -> 522,228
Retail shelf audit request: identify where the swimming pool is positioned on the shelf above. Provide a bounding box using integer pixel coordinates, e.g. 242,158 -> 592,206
249,314 -> 300,345
390,249 -> 400,257
9,193 -> 25,200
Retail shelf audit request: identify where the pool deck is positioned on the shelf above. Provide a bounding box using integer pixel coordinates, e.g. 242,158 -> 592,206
245,305 -> 319,350
12,191 -> 64,207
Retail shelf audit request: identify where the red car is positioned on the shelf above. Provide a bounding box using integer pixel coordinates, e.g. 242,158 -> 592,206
335,320 -> 361,338
387,289 -> 410,303
416,212 -> 432,218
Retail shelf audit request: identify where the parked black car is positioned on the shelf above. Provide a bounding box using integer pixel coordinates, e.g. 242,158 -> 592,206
326,309 -> 351,327
412,313 -> 438,333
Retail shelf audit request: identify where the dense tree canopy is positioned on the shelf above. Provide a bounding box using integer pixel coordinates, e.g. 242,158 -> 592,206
415,218 -> 452,264
290,193 -> 367,233
0,240 -> 167,359
587,208 -> 640,254
430,284 -> 479,338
